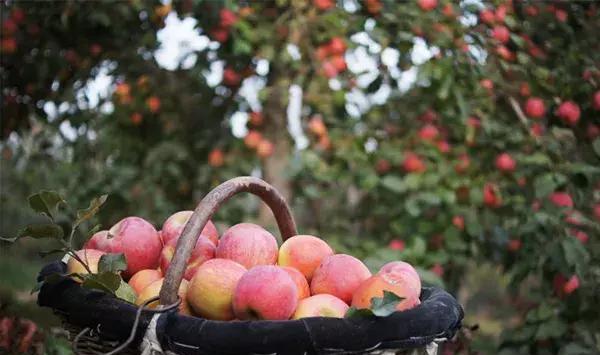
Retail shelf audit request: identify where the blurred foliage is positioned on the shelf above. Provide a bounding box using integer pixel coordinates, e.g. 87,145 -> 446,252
2,0 -> 600,354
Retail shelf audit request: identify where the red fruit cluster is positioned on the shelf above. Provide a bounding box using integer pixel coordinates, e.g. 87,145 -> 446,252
402,152 -> 426,173
313,0 -> 335,11
556,101 -> 580,126
418,0 -> 437,12
209,8 -> 238,43
483,183 -> 502,208
73,210 -> 422,321
317,37 -> 347,78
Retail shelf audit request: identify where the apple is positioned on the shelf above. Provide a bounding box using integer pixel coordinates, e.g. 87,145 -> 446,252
495,153 -> 516,172
278,235 -> 334,281
483,183 -> 501,208
187,259 -> 246,320
136,278 -> 192,316
282,266 -> 310,300
491,25 -> 510,43
351,275 -> 421,312
233,265 -> 298,320
85,217 -> 162,278
402,153 -> 426,173
418,0 -> 437,12
66,249 -> 105,277
216,223 -> 278,269
378,261 -> 422,296
524,97 -> 546,118
128,269 -> 163,295
160,235 -> 215,280
292,294 -> 349,319
549,191 -> 573,208
310,254 -> 372,304
161,211 -> 219,246
418,124 -> 439,141
556,101 -> 580,126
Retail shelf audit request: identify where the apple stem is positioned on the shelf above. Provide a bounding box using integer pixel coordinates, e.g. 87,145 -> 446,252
159,176 -> 298,306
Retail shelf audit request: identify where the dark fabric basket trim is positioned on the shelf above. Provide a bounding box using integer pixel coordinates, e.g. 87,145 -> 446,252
38,261 -> 463,355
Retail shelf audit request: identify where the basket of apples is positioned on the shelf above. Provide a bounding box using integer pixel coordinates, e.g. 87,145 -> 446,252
37,177 -> 463,355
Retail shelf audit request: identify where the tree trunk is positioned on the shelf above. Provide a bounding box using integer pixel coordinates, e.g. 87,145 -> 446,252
259,79 -> 293,228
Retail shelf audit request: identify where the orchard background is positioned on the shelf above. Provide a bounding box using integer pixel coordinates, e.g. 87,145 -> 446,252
1,0 -> 600,353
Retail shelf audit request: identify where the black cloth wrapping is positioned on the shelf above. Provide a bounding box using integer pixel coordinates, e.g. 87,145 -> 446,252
38,261 -> 463,355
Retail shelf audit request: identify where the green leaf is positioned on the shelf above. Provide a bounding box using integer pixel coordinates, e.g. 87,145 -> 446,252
381,175 -> 405,193
593,139 -> 600,158
535,318 -> 567,340
344,307 -> 374,319
28,191 -> 66,220
534,173 -> 566,198
98,253 -> 127,274
370,291 -> 404,317
74,194 -> 108,227
18,224 -> 64,240
115,280 -> 137,303
82,272 -> 121,294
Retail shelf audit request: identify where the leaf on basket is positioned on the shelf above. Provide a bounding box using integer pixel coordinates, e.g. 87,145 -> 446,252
344,307 -> 374,319
370,291 -> 404,317
82,272 -> 121,294
98,253 -> 127,274
115,280 -> 137,304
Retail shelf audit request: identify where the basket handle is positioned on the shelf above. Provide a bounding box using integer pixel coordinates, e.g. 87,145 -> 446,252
159,176 -> 298,305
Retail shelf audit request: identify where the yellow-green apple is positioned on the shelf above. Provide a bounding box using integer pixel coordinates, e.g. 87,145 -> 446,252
278,235 -> 334,281
128,269 -> 163,295
351,275 -> 421,312
161,211 -> 219,246
310,254 -> 371,304
136,278 -> 192,316
66,249 -> 105,277
233,265 -> 298,320
378,261 -> 422,296
187,258 -> 246,320
215,223 -> 278,269
292,294 -> 349,319
84,217 -> 162,278
281,266 -> 310,300
160,235 -> 215,280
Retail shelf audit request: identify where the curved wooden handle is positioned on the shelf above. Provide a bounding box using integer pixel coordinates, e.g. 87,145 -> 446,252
159,176 -> 298,305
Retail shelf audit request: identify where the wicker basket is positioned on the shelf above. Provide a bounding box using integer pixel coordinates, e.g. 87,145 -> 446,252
38,177 -> 463,355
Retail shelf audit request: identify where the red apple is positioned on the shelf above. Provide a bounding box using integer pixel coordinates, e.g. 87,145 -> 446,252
128,269 -> 163,295
483,183 -> 501,208
495,153 -> 516,172
161,211 -> 219,246
418,0 -> 437,12
418,124 -> 439,141
351,275 -> 421,312
281,266 -> 310,300
402,152 -> 426,173
378,261 -> 422,296
310,254 -> 372,304
491,26 -> 510,43
233,265 -> 298,320
292,294 -> 349,319
556,101 -> 580,126
549,191 -> 573,208
187,259 -> 246,320
85,217 -> 162,278
216,223 -> 278,269
524,97 -> 546,118
278,235 -> 334,281
160,235 -> 215,280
